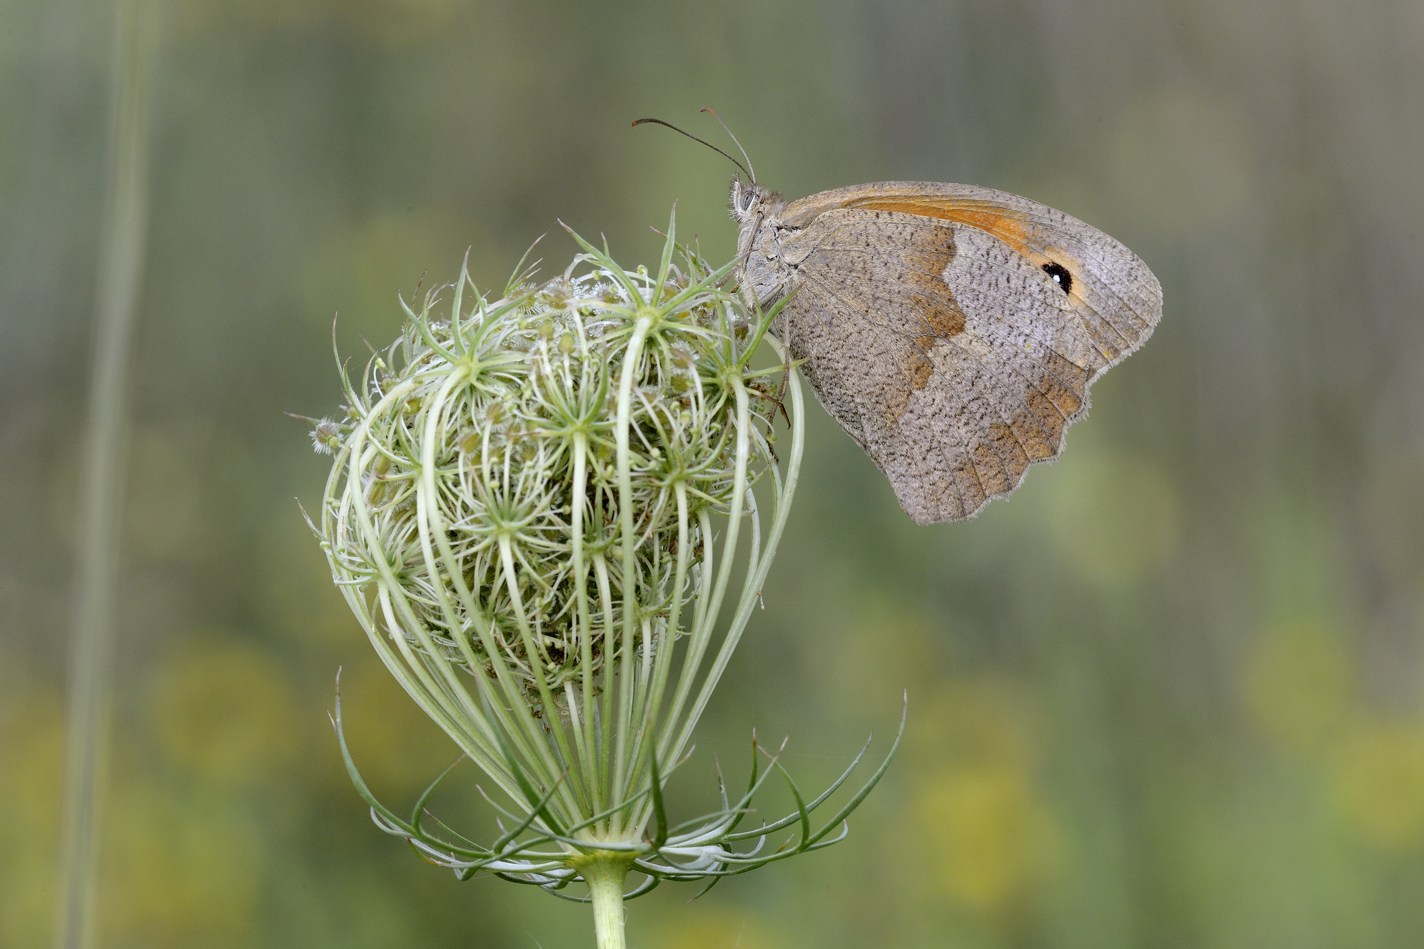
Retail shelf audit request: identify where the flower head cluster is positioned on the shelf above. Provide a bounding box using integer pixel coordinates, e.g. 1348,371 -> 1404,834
319,235 -> 774,707
312,222 -> 895,908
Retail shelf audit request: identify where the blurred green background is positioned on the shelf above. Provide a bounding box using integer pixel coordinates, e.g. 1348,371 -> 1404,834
5,0 -> 1423,945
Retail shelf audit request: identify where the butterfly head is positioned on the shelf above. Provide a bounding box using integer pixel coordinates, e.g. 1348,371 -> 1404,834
731,177 -> 783,265
729,177 -> 772,224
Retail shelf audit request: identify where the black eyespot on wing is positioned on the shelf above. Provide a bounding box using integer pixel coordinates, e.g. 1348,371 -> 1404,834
1042,261 -> 1073,294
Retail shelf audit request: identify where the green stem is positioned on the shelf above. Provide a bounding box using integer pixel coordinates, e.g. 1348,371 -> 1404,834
583,855 -> 631,949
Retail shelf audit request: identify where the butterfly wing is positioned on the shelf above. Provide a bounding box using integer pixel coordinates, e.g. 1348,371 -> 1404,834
759,182 -> 1162,523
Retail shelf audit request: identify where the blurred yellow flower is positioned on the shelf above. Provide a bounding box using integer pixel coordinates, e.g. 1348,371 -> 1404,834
1242,620 -> 1353,754
909,680 -> 1060,915
147,635 -> 304,786
0,677 -> 64,947
102,778 -> 262,946
644,906 -> 788,949
913,679 -> 1033,771
1330,716 -> 1424,850
914,762 -> 1060,914
2,671 -> 266,945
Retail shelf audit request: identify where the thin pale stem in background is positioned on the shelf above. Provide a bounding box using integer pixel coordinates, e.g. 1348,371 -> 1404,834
55,2 -> 158,947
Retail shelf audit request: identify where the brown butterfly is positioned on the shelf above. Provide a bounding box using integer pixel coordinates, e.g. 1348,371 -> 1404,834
639,116 -> 1163,524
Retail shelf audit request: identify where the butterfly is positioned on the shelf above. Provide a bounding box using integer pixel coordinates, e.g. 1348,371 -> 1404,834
639,115 -> 1163,524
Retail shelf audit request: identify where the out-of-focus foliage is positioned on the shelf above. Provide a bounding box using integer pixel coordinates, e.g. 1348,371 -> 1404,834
4,0 -> 1421,945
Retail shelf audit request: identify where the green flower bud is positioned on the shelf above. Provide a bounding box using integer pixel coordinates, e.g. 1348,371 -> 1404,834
311,220 -> 896,943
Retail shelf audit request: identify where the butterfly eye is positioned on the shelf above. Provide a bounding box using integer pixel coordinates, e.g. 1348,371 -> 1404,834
1042,261 -> 1073,294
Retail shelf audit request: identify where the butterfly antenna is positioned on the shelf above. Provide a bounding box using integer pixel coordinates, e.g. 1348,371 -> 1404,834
632,116 -> 752,181
698,107 -> 756,184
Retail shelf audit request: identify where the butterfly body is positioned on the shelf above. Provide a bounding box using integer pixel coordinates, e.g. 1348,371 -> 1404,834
732,179 -> 1162,524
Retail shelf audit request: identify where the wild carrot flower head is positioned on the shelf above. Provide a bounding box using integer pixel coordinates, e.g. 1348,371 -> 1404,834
312,220 -> 895,900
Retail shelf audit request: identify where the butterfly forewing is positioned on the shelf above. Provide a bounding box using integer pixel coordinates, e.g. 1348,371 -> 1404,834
737,181 -> 1162,524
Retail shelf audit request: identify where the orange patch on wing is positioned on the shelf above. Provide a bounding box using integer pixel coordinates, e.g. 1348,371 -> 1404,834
949,461 -> 988,510
883,350 -> 935,427
972,441 -> 1014,495
1009,408 -> 1055,461
906,350 -> 935,390
1023,388 -> 1068,446
918,297 -> 965,337
985,421 -> 1030,482
848,197 -> 1034,255
1039,352 -> 1090,417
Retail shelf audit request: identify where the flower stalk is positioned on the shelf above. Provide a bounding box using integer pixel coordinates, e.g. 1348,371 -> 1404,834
580,854 -> 632,949
313,217 -> 900,946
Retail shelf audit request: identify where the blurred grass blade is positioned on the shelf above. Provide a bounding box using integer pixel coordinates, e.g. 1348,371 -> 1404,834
55,2 -> 160,947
